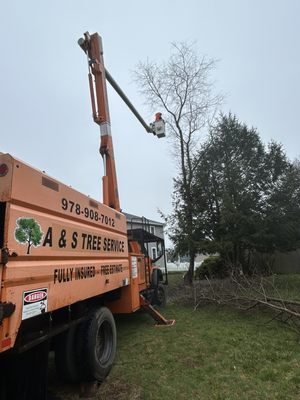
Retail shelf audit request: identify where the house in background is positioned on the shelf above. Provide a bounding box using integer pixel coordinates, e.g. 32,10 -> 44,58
124,212 -> 166,270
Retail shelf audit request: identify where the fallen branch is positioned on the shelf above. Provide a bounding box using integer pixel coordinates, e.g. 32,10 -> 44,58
266,296 -> 300,307
192,275 -> 300,334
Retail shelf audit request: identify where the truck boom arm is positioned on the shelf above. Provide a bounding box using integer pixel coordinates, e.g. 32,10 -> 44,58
78,32 -> 120,211
78,32 -> 165,212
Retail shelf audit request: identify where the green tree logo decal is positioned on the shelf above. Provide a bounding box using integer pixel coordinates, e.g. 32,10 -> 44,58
15,218 -> 43,254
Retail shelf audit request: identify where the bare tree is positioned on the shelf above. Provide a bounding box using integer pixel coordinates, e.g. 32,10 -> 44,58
134,42 -> 223,284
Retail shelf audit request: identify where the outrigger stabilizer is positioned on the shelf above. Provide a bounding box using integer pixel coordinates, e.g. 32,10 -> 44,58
140,295 -> 175,326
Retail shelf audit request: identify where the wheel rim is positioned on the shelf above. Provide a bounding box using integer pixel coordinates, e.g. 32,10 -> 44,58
96,320 -> 113,364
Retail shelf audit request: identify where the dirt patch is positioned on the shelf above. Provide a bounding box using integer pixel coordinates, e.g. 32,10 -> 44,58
98,378 -> 143,400
49,375 -> 143,400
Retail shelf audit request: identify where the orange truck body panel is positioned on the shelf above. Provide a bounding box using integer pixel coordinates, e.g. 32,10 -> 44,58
0,153 -> 141,352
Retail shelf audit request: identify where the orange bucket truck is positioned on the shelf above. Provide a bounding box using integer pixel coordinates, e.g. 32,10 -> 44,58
0,32 -> 173,400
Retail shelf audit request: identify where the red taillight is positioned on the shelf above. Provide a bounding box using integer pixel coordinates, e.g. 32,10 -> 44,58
0,164 -> 8,177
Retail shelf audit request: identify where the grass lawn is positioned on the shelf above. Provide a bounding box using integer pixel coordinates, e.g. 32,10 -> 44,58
51,274 -> 300,399
98,305 -> 300,400
266,274 -> 300,301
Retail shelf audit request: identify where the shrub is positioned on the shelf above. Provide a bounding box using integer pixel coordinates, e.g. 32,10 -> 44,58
195,255 -> 228,280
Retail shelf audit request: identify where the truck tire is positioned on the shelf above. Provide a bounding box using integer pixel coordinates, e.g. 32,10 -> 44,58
154,284 -> 167,308
54,325 -> 81,383
78,307 -> 117,383
151,268 -> 163,287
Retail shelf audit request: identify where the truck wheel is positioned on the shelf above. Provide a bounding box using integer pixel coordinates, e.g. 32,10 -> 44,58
79,307 -> 117,383
154,284 -> 167,308
55,325 -> 81,383
151,268 -> 163,287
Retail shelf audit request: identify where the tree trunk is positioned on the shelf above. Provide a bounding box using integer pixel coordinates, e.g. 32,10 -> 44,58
27,242 -> 31,255
184,248 -> 195,285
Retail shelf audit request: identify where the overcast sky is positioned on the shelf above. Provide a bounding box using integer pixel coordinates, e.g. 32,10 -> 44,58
1,1 -> 299,232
